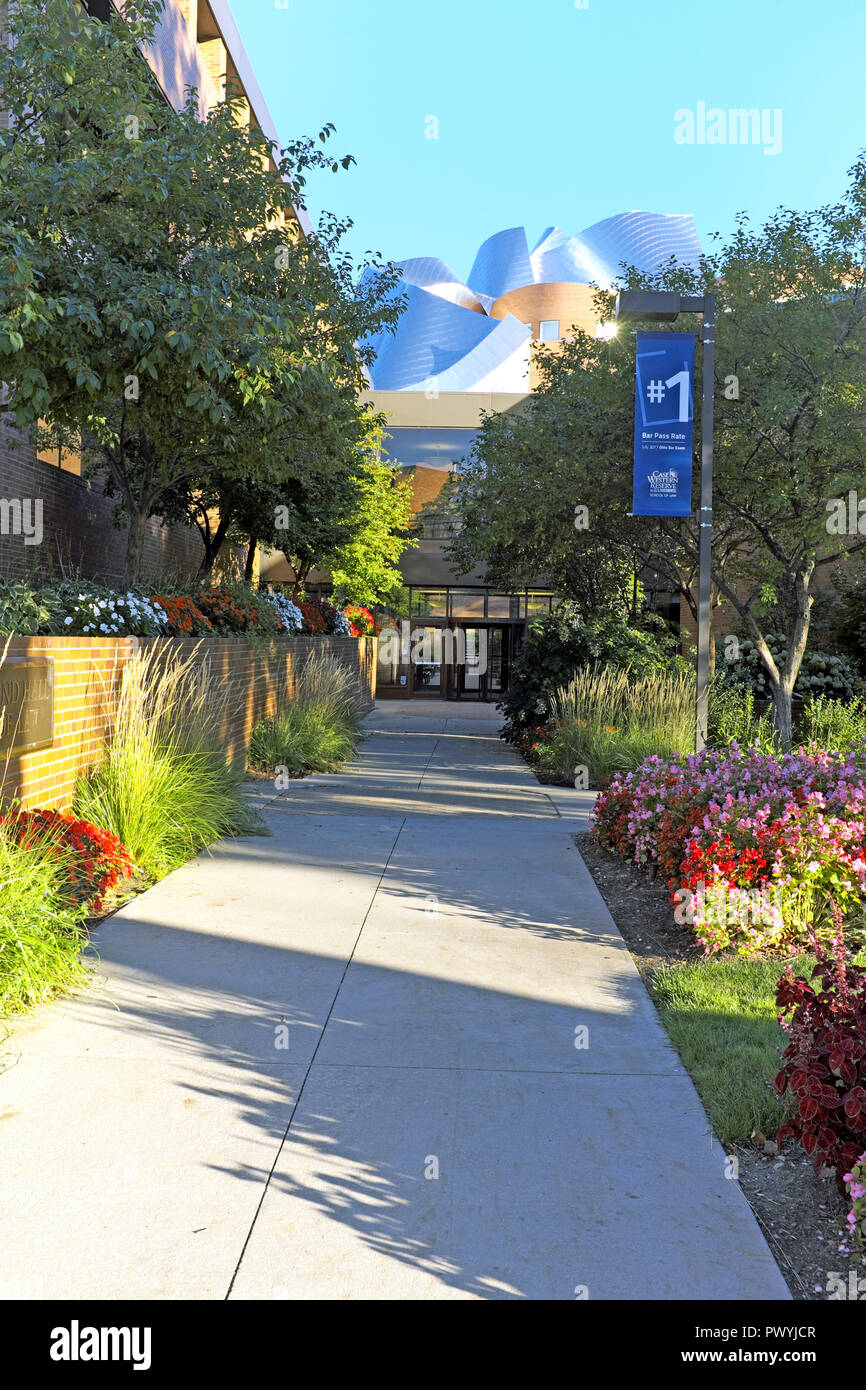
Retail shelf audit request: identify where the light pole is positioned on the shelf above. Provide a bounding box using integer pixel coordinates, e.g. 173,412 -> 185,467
614,289 -> 716,754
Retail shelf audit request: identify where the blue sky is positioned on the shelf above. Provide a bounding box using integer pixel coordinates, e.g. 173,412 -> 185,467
232,0 -> 866,281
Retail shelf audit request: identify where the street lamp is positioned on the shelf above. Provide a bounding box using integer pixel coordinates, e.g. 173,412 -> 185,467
614,288 -> 716,754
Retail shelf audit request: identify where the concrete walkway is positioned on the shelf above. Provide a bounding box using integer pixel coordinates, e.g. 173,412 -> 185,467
0,701 -> 789,1300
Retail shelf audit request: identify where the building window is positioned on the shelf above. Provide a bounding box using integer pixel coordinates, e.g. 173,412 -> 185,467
411,590 -> 448,620
36,423 -> 82,475
487,594 -> 524,620
527,593 -> 555,617
538,320 -> 560,341
448,590 -> 485,620
380,427 -> 478,471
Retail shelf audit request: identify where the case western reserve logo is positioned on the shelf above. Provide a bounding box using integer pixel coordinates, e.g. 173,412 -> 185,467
647,467 -> 679,497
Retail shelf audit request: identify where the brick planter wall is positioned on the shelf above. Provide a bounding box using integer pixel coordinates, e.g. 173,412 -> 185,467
0,634 -> 376,810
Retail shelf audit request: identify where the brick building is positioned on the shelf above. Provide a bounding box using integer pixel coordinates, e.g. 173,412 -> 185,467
0,0 -> 303,589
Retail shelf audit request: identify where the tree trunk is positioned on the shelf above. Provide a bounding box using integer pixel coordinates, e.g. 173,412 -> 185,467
196,533 -> 217,581
753,561 -> 814,753
196,550 -> 215,581
195,512 -> 232,582
244,538 -> 257,583
290,558 -> 311,603
770,679 -> 794,753
125,509 -> 149,587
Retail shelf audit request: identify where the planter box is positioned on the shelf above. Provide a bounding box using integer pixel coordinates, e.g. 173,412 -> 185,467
0,634 -> 376,810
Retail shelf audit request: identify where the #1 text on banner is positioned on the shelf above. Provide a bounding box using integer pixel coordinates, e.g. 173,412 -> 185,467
632,330 -> 695,517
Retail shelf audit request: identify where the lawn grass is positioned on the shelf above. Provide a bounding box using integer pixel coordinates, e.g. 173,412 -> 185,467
650,954 -> 812,1145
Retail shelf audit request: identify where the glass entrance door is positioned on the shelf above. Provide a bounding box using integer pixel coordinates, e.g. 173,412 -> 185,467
487,627 -> 504,696
411,625 -> 516,701
411,626 -> 442,693
460,627 -> 484,697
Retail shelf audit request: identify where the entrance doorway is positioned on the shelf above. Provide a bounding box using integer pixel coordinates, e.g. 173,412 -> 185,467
434,624 -> 518,701
411,626 -> 442,693
374,587 -> 552,700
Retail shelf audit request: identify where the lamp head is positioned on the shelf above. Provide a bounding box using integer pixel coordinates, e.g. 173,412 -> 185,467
614,290 -> 682,323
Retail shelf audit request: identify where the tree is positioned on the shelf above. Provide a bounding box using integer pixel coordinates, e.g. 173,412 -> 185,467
696,175 -> 866,746
164,384 -> 374,582
325,423 -> 415,607
171,402 -> 414,603
450,391 -> 649,622
452,160 -> 866,748
0,0 -> 402,583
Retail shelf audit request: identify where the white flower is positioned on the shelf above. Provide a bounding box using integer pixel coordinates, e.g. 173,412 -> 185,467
99,623 -> 108,632
64,616 -> 73,626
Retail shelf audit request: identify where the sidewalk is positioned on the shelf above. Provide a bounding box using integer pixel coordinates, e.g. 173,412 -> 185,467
0,701 -> 789,1300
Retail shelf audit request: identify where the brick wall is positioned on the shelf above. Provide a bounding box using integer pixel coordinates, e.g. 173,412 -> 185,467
0,422 -> 232,587
0,634 -> 376,810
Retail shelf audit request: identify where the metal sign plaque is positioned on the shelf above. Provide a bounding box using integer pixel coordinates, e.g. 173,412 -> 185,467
0,659 -> 55,755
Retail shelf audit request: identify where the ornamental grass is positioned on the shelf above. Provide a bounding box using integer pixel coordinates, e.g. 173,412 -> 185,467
73,643 -> 256,877
531,665 -> 695,786
248,650 -> 366,777
0,827 -> 89,1015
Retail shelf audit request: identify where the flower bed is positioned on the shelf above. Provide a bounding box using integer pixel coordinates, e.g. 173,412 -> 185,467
193,585 -> 281,635
296,599 -> 327,634
57,587 -> 168,637
263,591 -> 303,633
843,1153 -> 866,1252
0,575 -> 361,639
594,744 -> 866,952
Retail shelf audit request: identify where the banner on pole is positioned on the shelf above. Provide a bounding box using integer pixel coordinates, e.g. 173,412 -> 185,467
632,330 -> 695,516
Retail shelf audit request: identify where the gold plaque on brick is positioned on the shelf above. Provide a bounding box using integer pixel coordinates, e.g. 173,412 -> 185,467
0,660 -> 54,755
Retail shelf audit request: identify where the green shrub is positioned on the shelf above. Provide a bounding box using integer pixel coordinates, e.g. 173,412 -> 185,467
718,635 -> 860,702
829,579 -> 866,677
799,692 -> 866,752
499,604 -> 682,743
532,665 -> 695,785
248,651 -> 365,777
707,682 -> 777,751
0,827 -> 88,1015
0,578 -> 58,635
73,643 -> 256,877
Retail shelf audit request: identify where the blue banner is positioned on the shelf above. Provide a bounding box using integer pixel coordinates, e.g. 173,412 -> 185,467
632,331 -> 695,516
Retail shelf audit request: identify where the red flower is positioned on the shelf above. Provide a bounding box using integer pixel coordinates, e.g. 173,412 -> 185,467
1,808 -> 135,914
153,595 -> 214,637
297,601 -> 327,634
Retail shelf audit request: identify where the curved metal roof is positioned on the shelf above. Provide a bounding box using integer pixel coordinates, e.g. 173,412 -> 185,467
365,212 -> 703,393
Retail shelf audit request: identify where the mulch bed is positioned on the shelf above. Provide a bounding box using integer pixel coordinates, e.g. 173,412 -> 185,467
576,829 -> 862,1302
